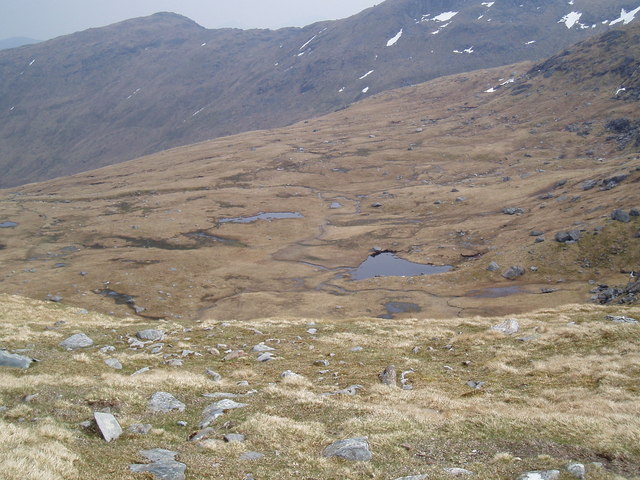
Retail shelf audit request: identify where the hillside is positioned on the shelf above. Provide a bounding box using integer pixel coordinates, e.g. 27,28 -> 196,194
0,22 -> 638,323
1,0 -> 640,187
0,295 -> 639,479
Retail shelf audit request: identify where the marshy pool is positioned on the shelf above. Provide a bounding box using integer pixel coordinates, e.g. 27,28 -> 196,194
219,212 -> 303,224
349,252 -> 452,280
0,221 -> 18,228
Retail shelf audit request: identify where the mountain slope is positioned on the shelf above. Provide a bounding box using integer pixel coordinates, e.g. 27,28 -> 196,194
0,37 -> 40,50
0,22 -> 638,322
1,0 -> 640,187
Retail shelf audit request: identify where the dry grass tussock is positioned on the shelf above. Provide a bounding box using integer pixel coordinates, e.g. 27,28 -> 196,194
0,420 -> 79,480
1,295 -> 640,479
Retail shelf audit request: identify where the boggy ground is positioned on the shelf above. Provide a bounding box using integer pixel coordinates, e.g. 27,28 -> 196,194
1,294 -> 639,479
1,54 -> 638,321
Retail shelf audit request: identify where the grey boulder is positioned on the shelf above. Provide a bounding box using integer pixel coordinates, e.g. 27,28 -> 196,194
517,471 -> 560,480
502,266 -> 525,279
148,392 -> 185,413
0,350 -> 34,369
59,333 -> 93,350
136,329 -> 165,341
322,437 -> 372,461
129,449 -> 186,480
94,412 -> 122,442
611,209 -> 630,223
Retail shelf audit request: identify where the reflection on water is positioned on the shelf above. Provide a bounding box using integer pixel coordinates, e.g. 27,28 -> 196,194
350,252 -> 452,280
0,221 -> 18,228
219,212 -> 303,224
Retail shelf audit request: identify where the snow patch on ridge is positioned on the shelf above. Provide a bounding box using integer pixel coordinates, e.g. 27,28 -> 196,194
359,70 -> 374,80
610,6 -> 640,25
386,29 -> 403,46
559,11 -> 583,29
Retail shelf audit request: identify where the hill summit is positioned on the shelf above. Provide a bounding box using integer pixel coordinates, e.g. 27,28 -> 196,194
1,0 -> 640,187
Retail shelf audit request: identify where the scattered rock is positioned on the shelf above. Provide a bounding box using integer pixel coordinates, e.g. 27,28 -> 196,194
350,346 -> 363,352
555,230 -> 580,243
443,467 -> 475,476
104,358 -> 122,369
205,369 -> 222,381
378,365 -> 397,386
491,319 -> 520,334
131,366 -> 151,376
47,295 -> 63,303
280,370 -> 303,380
188,427 -> 215,442
517,470 -> 560,480
630,208 -> 640,217
371,202 -> 383,208
252,343 -> 275,352
165,359 -> 183,367
581,179 -> 598,190
466,380 -> 485,389
129,449 -> 186,480
223,350 -> 246,361
529,231 -> 544,237
322,385 -> 363,396
256,352 -> 275,362
502,207 -> 525,215
487,261 -> 500,272
566,463 -> 586,479
322,437 -> 372,462
314,359 -> 330,367
136,329 -> 165,342
148,392 -> 186,413
128,424 -> 152,435
611,209 -> 631,223
94,412 -> 122,442
224,433 -> 246,443
59,333 -> 94,350
0,350 -> 34,369
176,421 -> 188,427
240,451 -> 264,461
200,399 -> 248,428
605,315 -> 638,324
502,265 -> 525,279
394,475 -> 428,480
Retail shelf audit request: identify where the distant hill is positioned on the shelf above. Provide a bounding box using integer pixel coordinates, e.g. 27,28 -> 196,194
0,37 -> 40,50
1,0 -> 639,187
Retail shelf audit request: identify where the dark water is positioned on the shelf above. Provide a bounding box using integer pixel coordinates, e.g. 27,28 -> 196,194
97,289 -> 135,305
378,301 -> 422,319
219,212 -> 303,224
0,221 -> 18,228
350,252 -> 452,280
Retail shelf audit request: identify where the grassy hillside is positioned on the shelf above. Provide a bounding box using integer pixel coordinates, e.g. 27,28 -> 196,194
1,294 -> 639,479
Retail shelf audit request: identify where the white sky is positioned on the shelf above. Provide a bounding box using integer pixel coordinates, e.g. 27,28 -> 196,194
0,1 -> 381,41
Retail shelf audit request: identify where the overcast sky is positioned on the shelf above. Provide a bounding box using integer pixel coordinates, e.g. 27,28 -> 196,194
1,0 -> 381,41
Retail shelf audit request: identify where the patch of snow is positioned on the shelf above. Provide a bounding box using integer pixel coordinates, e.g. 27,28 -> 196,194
359,70 -> 374,80
568,0 -> 574,4
386,28 -> 403,47
478,15 -> 484,19
338,87 -> 345,93
192,107 -> 206,117
453,50 -> 461,53
464,46 -> 475,53
299,35 -> 317,50
485,87 -> 497,93
481,2 -> 495,7
274,62 -> 279,66
362,87 -> 369,93
201,43 -> 207,47
433,11 -> 458,22
10,106 -> 15,111
28,59 -> 35,66
559,11 -> 583,29
610,6 -> 640,25
500,78 -> 515,86
525,40 -> 536,45
615,87 -> 626,95
297,51 -> 305,57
